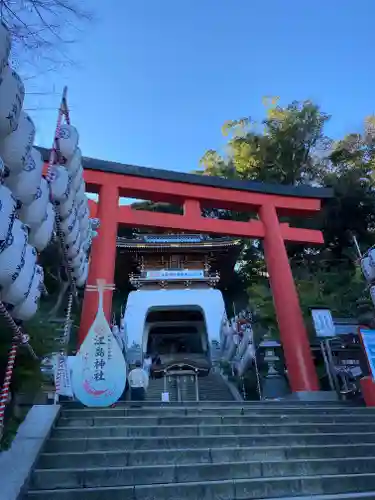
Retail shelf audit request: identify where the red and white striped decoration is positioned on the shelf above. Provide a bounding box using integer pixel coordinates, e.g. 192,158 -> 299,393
0,340 -> 17,436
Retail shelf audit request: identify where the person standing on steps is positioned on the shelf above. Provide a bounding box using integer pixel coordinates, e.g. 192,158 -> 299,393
128,360 -> 149,405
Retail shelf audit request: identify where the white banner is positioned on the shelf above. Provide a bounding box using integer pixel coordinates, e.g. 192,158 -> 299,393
311,308 -> 336,338
54,354 -> 73,397
145,270 -> 204,280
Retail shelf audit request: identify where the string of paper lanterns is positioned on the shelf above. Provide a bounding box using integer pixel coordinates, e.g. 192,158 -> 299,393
0,21 -> 94,325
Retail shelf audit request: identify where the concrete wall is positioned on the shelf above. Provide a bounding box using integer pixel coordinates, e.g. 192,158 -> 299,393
0,404 -> 60,500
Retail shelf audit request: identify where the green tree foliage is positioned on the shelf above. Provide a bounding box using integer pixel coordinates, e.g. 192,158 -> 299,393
199,98 -> 375,333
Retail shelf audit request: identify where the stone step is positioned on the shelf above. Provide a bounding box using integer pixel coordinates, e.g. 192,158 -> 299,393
51,422 -> 375,439
60,406 -> 372,419
44,432 -> 375,453
57,413 -> 375,427
255,494 -> 375,500
60,399 -> 360,408
30,457 -> 375,490
24,473 -> 375,499
38,443 -> 375,469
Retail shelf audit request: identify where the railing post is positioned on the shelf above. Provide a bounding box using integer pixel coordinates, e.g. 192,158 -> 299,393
195,369 -> 199,402
177,376 -> 181,403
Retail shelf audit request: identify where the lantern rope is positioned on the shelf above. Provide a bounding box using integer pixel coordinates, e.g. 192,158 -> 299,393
46,87 -> 79,403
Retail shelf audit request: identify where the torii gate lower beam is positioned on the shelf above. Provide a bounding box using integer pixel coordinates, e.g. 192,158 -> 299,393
72,158 -> 332,395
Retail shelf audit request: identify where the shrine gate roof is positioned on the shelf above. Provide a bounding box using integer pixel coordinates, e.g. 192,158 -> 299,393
116,233 -> 241,252
38,147 -> 332,200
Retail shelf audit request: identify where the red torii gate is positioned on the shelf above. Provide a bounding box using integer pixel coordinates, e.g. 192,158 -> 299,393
49,152 -> 332,394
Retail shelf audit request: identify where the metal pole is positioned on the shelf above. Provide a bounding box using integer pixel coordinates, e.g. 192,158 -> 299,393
325,339 -> 340,396
241,376 -> 246,400
320,340 -> 335,392
176,376 -> 181,403
352,234 -> 363,259
195,370 -> 199,402
253,348 -> 262,401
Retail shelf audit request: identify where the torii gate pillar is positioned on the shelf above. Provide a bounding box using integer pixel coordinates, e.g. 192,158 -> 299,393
79,184 -> 118,344
260,204 -> 319,391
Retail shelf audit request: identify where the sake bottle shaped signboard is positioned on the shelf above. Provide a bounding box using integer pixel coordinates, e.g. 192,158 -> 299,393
71,279 -> 126,407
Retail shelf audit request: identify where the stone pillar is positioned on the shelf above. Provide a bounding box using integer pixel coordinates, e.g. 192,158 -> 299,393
78,184 -> 118,346
259,203 -> 319,393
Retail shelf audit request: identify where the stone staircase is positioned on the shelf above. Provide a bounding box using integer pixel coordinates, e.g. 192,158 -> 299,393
147,371 -> 236,402
24,400 -> 375,499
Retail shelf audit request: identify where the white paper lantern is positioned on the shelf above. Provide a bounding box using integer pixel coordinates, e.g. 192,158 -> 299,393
29,203 -> 54,252
237,326 -> 254,359
66,147 -> 82,177
57,124 -> 79,161
80,215 -> 89,233
77,197 -> 88,219
75,180 -> 86,204
57,189 -> 75,220
5,148 -> 43,204
79,205 -> 90,223
370,286 -> 375,307
71,163 -> 84,192
0,66 -> 25,138
18,177 -> 49,228
0,219 -> 28,287
60,206 -> 77,234
0,154 -> 4,179
66,233 -> 81,259
0,184 -> 17,241
0,22 -> 11,75
75,260 -> 89,288
361,256 -> 375,283
0,112 -> 35,174
224,336 -> 236,362
68,248 -> 85,269
65,217 -> 80,246
60,207 -> 79,245
80,225 -> 89,244
12,265 -> 44,321
369,249 -> 375,268
72,262 -> 85,280
48,165 -> 70,202
237,344 -> 255,377
80,234 -> 90,253
2,245 -> 37,305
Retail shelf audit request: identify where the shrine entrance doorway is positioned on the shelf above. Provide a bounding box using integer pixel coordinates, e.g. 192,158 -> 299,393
145,308 -> 210,374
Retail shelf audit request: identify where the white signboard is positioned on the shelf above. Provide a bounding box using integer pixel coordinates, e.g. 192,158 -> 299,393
71,280 -> 126,407
311,308 -> 336,338
145,270 -> 204,280
162,392 -> 170,402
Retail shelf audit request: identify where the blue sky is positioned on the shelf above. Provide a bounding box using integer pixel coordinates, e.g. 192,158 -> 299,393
26,1 -> 375,175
